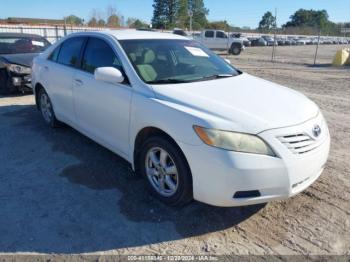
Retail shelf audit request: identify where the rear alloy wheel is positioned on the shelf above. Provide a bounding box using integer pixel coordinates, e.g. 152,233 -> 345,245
139,136 -> 193,206
38,88 -> 60,128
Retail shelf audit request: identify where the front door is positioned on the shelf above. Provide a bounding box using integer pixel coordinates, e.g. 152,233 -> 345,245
73,37 -> 132,156
215,31 -> 229,50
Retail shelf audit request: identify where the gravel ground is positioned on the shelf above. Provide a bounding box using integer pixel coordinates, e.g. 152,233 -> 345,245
0,44 -> 349,257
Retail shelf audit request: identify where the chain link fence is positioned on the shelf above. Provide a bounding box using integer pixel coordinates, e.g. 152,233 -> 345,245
0,24 -> 349,66
0,24 -> 107,43
220,31 -> 350,66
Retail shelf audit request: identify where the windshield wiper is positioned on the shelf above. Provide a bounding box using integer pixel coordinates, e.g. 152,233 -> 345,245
195,74 -> 235,81
148,74 -> 234,84
148,79 -> 190,84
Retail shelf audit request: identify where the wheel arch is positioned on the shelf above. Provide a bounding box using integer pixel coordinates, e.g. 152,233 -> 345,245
133,126 -> 192,179
34,83 -> 45,110
230,42 -> 243,48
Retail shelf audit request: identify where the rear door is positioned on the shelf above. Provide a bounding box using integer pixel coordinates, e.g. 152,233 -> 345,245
73,37 -> 132,156
202,30 -> 215,49
45,36 -> 86,123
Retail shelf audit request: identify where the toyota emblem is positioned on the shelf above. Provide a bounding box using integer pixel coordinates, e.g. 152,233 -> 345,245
312,125 -> 321,137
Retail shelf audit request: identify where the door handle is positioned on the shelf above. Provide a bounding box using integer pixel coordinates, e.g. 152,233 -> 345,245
74,79 -> 83,86
44,66 -> 49,71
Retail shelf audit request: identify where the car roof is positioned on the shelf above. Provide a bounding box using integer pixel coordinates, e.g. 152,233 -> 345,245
0,32 -> 44,38
73,29 -> 189,41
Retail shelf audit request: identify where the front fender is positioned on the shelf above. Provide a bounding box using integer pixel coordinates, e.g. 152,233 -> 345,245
129,94 -> 205,151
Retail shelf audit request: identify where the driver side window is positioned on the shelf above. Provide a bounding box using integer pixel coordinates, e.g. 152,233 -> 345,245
216,31 -> 227,39
81,37 -> 122,74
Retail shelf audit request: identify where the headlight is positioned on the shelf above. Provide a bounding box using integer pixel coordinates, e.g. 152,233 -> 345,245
7,64 -> 31,74
193,126 -> 276,156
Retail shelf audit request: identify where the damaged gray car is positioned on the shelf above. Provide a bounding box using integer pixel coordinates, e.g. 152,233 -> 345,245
0,32 -> 51,95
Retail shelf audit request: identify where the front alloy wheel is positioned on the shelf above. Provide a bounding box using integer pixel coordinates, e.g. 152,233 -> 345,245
138,136 -> 193,206
145,147 -> 179,197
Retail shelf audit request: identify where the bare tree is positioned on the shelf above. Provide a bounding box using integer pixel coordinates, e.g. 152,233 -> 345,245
106,5 -> 121,27
88,8 -> 106,27
88,8 -> 99,26
106,5 -> 117,18
88,6 -> 123,28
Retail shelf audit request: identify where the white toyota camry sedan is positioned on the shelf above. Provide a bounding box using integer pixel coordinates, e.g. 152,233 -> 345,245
31,30 -> 330,207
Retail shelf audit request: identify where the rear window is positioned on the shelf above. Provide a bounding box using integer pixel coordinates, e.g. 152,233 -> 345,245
48,45 -> 61,62
57,37 -> 85,67
0,36 -> 50,54
204,31 -> 214,38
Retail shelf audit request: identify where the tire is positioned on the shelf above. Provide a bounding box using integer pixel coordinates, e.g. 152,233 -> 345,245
38,88 -> 61,128
0,70 -> 16,95
138,136 -> 193,206
230,44 -> 242,56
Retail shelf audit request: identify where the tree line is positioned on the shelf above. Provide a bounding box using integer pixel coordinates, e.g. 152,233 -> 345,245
63,2 -> 349,36
152,1 -> 348,35
258,9 -> 349,36
151,0 -> 208,30
63,5 -> 149,29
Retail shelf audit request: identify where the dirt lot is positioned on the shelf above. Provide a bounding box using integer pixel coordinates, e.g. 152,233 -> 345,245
0,44 -> 349,257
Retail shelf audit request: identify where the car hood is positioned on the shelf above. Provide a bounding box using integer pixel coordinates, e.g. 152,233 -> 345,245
151,73 -> 319,134
0,53 -> 38,67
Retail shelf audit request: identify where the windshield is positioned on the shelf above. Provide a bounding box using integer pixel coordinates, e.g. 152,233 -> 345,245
119,39 -> 240,84
0,36 -> 51,54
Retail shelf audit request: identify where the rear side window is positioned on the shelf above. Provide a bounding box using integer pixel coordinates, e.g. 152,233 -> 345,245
48,45 -> 61,62
205,31 -> 214,38
81,37 -> 122,74
57,37 -> 85,67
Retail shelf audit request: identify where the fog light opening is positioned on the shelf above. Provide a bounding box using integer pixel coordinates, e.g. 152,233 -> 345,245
233,190 -> 261,199
12,77 -> 22,86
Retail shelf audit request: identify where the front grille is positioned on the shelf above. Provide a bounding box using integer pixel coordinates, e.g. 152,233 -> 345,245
278,133 -> 320,154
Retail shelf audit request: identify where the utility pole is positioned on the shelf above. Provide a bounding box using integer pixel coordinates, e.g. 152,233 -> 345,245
227,19 -> 230,53
271,8 -> 277,62
188,10 -> 193,35
314,28 -> 321,65
64,17 -> 67,36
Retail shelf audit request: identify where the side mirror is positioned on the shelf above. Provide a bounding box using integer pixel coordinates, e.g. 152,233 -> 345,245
224,59 -> 231,64
94,67 -> 124,84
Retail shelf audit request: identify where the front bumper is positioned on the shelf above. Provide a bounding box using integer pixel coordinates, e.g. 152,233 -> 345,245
178,114 -> 330,207
11,74 -> 32,90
